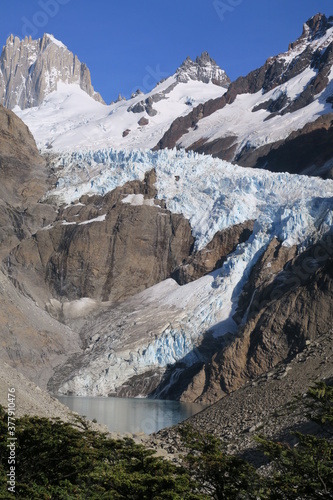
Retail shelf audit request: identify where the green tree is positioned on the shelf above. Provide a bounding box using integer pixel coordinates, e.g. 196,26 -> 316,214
180,424 -> 266,499
257,381 -> 333,499
0,408 -> 204,499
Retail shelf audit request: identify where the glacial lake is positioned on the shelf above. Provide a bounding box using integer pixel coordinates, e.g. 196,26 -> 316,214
57,396 -> 205,434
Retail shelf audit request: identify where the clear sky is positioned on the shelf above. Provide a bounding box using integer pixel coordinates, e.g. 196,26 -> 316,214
0,0 -> 331,103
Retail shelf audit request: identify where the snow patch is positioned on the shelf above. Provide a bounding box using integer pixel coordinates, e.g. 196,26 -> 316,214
79,214 -> 106,225
45,34 -> 67,49
122,194 -> 156,206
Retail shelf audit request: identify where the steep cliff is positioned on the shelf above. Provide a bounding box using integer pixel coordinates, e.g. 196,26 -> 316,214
0,33 -> 104,109
179,233 -> 333,403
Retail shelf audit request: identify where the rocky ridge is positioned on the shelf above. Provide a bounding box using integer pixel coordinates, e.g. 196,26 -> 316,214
0,33 -> 104,109
154,14 -> 333,178
126,53 -> 229,119
175,52 -> 230,87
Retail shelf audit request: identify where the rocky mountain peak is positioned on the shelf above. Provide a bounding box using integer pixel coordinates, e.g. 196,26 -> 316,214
289,13 -> 331,50
305,13 -> 329,38
176,52 -> 230,87
0,33 -> 105,110
195,51 -> 214,65
40,33 -> 66,51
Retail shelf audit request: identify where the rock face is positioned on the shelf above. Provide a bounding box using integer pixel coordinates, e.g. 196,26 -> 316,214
0,34 -> 104,109
234,114 -> 333,179
11,171 -> 194,303
148,330 -> 333,468
176,52 -> 230,87
0,104 -> 44,202
0,266 -> 80,389
0,105 -> 80,388
172,220 -> 254,284
0,104 -> 56,258
154,14 -> 333,178
179,232 -> 333,403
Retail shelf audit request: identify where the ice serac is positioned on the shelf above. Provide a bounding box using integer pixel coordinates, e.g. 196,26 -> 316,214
155,13 -> 333,178
0,33 -> 104,109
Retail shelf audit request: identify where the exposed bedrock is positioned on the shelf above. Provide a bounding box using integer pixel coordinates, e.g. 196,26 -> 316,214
178,233 -> 333,403
172,220 -> 254,285
10,171 -> 194,304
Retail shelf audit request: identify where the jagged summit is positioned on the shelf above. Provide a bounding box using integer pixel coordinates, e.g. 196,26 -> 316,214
0,33 -> 105,109
304,12 -> 332,38
176,52 -> 230,87
288,13 -> 332,50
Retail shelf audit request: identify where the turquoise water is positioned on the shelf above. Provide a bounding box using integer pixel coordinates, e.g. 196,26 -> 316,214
57,396 -> 205,434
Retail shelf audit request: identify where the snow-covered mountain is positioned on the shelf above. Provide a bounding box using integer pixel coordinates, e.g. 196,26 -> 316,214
7,15 -> 333,178
1,15 -> 333,403
0,33 -> 104,109
156,13 -> 333,178
2,33 -> 229,152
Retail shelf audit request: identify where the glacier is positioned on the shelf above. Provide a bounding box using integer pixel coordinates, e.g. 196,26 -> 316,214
48,148 -> 333,396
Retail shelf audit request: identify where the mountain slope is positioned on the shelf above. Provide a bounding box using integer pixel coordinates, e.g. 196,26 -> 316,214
0,104 -> 81,388
155,13 -> 333,178
7,39 -> 229,152
177,233 -> 333,403
1,18 -> 333,408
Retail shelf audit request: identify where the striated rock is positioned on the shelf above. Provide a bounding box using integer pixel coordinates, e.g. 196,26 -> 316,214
234,238 -> 298,324
0,264 -> 80,389
0,33 -> 104,109
0,104 -> 44,202
0,105 -> 56,258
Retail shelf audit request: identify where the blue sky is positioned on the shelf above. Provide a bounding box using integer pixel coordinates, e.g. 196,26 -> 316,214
0,0 -> 331,103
